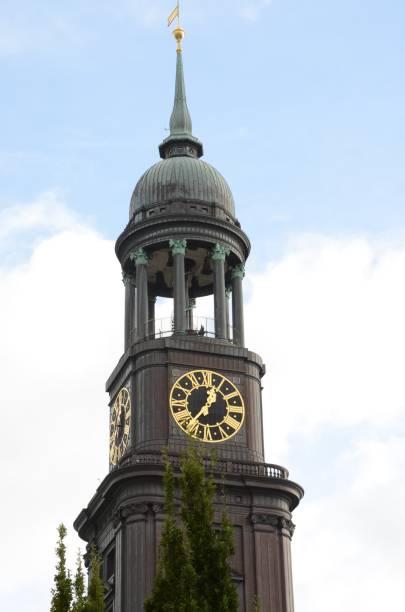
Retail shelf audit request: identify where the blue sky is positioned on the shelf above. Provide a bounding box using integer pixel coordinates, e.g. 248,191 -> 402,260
2,0 -> 404,249
1,2 -> 405,611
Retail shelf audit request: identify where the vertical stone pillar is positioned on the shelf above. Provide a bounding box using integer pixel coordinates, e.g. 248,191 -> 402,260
231,263 -> 245,347
225,287 -> 232,341
186,297 -> 196,331
211,244 -> 230,340
123,273 -> 136,351
169,239 -> 187,334
148,296 -> 156,339
130,248 -> 149,342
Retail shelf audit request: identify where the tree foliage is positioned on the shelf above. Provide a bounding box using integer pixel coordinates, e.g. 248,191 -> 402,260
144,453 -> 198,612
145,449 -> 238,612
50,527 -> 105,612
86,545 -> 105,612
51,524 -> 73,612
71,550 -> 87,612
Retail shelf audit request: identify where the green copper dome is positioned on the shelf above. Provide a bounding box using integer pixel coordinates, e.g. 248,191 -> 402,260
130,156 -> 235,219
129,43 -> 236,222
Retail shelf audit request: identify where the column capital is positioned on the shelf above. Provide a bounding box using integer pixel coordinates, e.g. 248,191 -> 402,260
231,263 -> 245,280
122,272 -> 136,287
169,239 -> 187,256
186,298 -> 196,311
225,287 -> 232,298
130,248 -> 149,266
211,243 -> 230,262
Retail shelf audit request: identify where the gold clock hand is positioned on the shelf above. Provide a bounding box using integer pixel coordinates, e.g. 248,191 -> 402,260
189,387 -> 217,426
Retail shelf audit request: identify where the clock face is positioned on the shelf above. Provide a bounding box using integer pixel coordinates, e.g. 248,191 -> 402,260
170,370 -> 245,443
109,387 -> 131,466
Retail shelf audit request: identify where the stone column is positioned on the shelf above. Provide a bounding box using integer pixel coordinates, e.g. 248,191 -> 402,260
148,296 -> 156,339
211,244 -> 230,340
231,263 -> 245,347
186,297 -> 196,331
123,273 -> 136,351
170,239 -> 187,334
130,248 -> 149,342
225,287 -> 232,341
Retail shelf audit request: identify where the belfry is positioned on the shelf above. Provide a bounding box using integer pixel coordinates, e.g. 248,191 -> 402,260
74,23 -> 303,612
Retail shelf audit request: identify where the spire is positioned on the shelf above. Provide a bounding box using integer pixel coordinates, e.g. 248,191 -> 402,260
159,26 -> 203,159
169,33 -> 192,137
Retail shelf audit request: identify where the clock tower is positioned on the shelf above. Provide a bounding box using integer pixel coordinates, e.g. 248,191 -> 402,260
74,26 -> 303,612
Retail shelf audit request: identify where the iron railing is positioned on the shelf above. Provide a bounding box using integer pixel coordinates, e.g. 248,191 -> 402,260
149,316 -> 234,340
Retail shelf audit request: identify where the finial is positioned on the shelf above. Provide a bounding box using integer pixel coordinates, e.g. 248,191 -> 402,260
168,2 -> 183,51
159,2 -> 204,159
173,26 -> 185,52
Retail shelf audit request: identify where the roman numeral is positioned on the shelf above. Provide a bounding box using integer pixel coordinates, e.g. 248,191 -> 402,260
230,406 -> 244,414
173,384 -> 189,396
223,414 -> 241,430
187,373 -> 199,388
218,425 -> 228,440
186,419 -> 199,435
172,398 -> 187,409
175,409 -> 190,425
224,390 -> 239,402
203,426 -> 213,442
201,371 -> 213,387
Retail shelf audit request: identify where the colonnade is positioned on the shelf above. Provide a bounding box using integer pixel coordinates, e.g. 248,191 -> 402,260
123,241 -> 245,349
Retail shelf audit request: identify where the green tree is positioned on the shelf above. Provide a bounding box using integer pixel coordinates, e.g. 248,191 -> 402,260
179,449 -> 238,612
72,550 -> 87,612
145,449 -> 238,612
50,524 -> 73,612
86,545 -> 105,612
144,453 -> 198,612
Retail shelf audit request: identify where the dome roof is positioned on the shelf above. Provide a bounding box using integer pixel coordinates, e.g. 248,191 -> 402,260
130,156 -> 235,219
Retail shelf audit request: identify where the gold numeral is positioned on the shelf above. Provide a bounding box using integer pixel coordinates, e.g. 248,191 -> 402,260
186,419 -> 199,435
230,406 -> 243,414
201,371 -> 213,387
174,384 -> 189,396
223,414 -> 241,430
223,390 -> 239,401
172,398 -> 187,409
203,426 -> 213,442
218,425 -> 228,440
187,373 -> 199,388
175,409 -> 190,425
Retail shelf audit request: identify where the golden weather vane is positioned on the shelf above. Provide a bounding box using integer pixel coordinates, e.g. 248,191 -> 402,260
167,1 -> 184,52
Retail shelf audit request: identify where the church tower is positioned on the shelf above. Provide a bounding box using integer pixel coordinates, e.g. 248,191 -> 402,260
74,25 -> 303,612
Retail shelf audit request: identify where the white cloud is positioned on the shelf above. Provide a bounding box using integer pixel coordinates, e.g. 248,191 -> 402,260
245,234 -> 405,459
2,199 -> 404,610
0,197 -> 122,611
0,192 -> 80,242
244,232 -> 405,611
293,434 -> 405,611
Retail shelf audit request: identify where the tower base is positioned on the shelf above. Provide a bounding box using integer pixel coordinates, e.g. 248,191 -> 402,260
74,454 -> 303,612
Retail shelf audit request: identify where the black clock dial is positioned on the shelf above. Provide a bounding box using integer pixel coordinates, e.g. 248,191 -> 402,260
170,370 -> 245,443
110,387 -> 131,466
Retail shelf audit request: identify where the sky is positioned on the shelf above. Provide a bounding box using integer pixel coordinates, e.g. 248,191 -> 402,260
1,1 -> 405,610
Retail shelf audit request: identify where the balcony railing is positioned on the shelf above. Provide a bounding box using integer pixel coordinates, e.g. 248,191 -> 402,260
149,316 -> 234,340
119,452 -> 289,480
